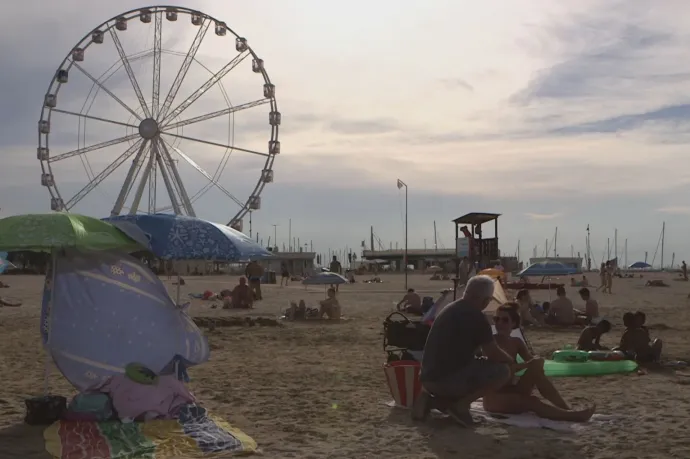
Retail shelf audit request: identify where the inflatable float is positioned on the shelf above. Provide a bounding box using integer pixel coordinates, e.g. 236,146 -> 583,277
516,350 -> 638,377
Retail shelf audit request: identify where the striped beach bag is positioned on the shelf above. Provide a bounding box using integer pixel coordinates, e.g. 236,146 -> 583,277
384,360 -> 421,408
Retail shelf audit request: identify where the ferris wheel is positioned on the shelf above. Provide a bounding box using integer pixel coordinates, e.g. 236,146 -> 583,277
37,6 -> 280,230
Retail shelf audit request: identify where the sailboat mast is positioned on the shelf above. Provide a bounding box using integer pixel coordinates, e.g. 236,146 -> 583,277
517,240 -> 520,263
614,228 -> 618,261
586,224 -> 592,271
661,221 -> 665,269
607,238 -> 610,260
624,238 -> 628,268
433,221 -> 438,251
554,227 -> 558,258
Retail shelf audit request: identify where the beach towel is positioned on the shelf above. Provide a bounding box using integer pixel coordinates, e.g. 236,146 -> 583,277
44,404 -> 257,458
469,400 -> 618,432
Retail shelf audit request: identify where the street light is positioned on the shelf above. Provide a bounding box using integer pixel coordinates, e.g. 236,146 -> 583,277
397,179 -> 408,290
271,224 -> 278,250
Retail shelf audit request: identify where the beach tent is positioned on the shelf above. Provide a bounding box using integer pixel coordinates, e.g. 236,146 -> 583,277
422,278 -> 508,324
628,261 -> 651,269
42,249 -> 209,391
518,260 -> 579,277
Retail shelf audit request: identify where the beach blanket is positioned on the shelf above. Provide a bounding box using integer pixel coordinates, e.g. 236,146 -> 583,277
44,404 -> 257,458
385,399 -> 618,432
468,401 -> 618,432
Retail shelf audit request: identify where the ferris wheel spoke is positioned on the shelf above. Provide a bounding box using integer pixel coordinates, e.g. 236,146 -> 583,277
161,98 -> 270,131
156,139 -> 196,216
65,139 -> 143,209
153,140 -> 185,215
108,28 -> 151,118
161,132 -> 269,158
157,19 -> 211,121
110,140 -> 150,216
160,50 -> 250,125
51,108 -> 138,129
161,138 -> 246,209
152,11 -> 162,119
49,134 -> 140,163
73,63 -> 142,121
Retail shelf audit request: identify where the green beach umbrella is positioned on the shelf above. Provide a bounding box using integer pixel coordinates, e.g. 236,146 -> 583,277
0,213 -> 143,252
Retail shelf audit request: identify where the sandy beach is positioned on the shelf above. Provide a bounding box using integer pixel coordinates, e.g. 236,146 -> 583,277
0,272 -> 689,458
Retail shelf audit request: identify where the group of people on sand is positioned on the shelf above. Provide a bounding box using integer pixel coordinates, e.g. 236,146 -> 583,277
414,275 -> 596,426
515,286 -> 599,327
577,311 -> 662,362
285,287 -> 342,320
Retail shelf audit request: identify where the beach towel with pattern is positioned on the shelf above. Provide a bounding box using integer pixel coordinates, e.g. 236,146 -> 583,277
43,404 -> 257,458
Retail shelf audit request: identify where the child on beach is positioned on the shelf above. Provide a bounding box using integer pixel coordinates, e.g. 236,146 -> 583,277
616,312 -> 662,362
576,320 -> 611,351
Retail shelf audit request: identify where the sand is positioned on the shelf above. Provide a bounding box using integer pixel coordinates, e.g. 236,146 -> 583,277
0,272 -> 689,459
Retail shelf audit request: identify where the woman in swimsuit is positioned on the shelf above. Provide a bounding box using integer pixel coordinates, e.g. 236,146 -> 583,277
482,303 -> 596,422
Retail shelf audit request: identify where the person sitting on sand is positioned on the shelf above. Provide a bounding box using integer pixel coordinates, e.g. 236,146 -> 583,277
414,276 -> 513,426
482,303 -> 596,423
319,288 -> 341,319
576,320 -> 612,351
617,312 -> 662,362
578,288 -> 600,324
228,277 -> 253,309
515,289 -> 540,326
397,288 -> 422,315
546,287 -> 576,326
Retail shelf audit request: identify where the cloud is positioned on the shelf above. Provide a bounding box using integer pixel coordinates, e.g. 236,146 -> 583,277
438,78 -> 474,92
327,118 -> 400,135
525,212 -> 562,220
656,206 -> 690,215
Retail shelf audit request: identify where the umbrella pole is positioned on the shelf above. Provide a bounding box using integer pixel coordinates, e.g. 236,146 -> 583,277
177,274 -> 182,305
43,249 -> 57,395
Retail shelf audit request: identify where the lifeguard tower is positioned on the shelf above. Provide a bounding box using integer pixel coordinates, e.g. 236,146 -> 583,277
452,212 -> 501,291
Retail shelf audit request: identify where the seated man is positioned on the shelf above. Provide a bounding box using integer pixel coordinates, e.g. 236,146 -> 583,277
319,288 -> 341,319
397,288 -> 422,315
546,287 -> 576,326
413,276 -> 512,426
578,288 -> 600,324
576,320 -> 612,351
229,277 -> 253,309
617,312 -> 662,362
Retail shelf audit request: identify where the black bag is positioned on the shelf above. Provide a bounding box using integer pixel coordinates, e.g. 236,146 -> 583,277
383,312 -> 430,352
24,395 -> 67,425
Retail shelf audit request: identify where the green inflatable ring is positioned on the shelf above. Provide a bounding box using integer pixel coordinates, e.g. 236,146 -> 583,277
125,363 -> 159,385
516,356 -> 638,377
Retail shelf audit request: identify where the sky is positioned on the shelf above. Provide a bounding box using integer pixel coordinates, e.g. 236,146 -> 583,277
2,0 -> 690,267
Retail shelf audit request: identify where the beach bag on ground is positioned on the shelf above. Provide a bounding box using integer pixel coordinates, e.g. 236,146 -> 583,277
384,360 -> 422,408
63,393 -> 114,422
24,395 -> 67,425
383,312 -> 430,351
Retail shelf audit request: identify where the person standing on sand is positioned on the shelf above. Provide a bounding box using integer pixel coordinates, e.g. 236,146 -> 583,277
414,276 -> 513,426
682,261 -> 688,281
596,262 -> 606,292
329,256 -> 342,291
605,261 -> 614,294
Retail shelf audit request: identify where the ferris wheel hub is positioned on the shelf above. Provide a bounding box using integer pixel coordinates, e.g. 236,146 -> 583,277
138,118 -> 159,139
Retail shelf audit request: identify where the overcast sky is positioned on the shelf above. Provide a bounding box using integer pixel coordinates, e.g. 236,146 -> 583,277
2,0 -> 690,266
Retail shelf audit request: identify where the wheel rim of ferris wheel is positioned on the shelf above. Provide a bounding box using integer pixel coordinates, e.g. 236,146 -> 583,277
36,5 -> 280,228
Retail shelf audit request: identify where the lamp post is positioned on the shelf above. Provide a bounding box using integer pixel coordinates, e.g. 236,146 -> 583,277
271,224 -> 278,250
396,179 -> 408,290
